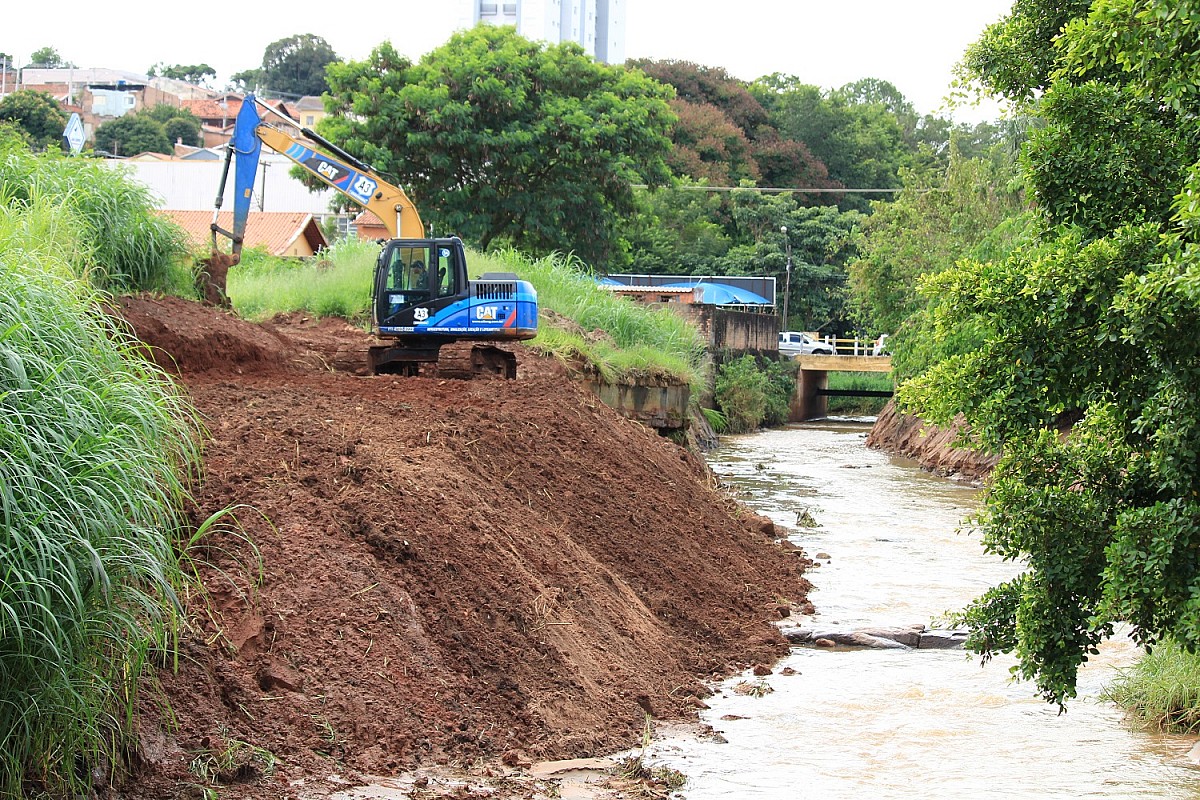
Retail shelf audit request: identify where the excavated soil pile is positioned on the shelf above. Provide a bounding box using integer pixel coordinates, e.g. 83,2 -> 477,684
113,296 -> 813,797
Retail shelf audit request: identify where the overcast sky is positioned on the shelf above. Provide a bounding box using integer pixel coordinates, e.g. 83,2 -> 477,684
9,1 -> 1013,122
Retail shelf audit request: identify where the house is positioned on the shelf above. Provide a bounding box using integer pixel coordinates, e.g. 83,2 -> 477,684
161,210 -> 328,258
294,96 -> 327,129
353,210 -> 390,241
177,94 -> 300,148
16,68 -> 183,146
602,273 -> 779,354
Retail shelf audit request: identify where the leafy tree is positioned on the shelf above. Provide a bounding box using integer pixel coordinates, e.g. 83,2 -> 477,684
624,181 -> 733,274
320,27 -> 675,265
666,99 -> 759,185
147,62 -> 216,86
26,47 -> 75,69
229,67 -> 263,92
251,33 -> 338,97
94,114 -> 171,156
629,59 -> 768,136
631,59 -> 837,195
0,89 -> 67,150
901,0 -> 1200,706
850,146 -> 1030,335
144,105 -> 202,147
959,0 -> 1093,104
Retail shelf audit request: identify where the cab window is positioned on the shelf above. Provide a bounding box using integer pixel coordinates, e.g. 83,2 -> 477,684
432,245 -> 458,298
385,246 -> 431,294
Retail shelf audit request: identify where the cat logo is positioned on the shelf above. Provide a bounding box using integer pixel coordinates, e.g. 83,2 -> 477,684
476,306 -> 499,321
414,307 -> 429,322
316,160 -> 341,181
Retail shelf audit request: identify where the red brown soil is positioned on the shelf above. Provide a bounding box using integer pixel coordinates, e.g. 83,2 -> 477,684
113,295 -> 813,798
867,400 -> 999,485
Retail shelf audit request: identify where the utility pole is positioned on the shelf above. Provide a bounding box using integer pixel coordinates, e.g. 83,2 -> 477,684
780,225 -> 792,330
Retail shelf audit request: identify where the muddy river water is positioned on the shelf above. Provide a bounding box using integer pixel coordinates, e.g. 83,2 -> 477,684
648,420 -> 1200,799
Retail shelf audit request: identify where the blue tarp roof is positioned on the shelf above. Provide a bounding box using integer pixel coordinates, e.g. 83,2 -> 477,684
659,282 -> 773,305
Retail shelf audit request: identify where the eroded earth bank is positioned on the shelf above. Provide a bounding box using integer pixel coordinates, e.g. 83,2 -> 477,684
114,296 -> 813,798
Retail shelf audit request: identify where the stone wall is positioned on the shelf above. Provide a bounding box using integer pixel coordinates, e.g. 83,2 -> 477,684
676,305 -> 778,353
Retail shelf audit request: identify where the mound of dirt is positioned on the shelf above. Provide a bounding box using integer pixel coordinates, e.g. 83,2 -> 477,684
115,295 -> 812,798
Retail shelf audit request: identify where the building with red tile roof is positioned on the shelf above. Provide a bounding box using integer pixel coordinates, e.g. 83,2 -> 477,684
161,210 -> 328,258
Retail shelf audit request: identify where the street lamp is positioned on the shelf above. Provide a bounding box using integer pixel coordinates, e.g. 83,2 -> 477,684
780,225 -> 792,330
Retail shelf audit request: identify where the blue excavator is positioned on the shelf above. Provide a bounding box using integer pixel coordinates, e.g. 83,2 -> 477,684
206,94 -> 537,377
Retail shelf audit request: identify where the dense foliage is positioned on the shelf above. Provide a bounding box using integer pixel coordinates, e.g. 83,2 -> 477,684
626,187 -> 863,333
0,197 -> 201,795
900,0 -> 1200,706
94,105 -> 202,155
849,143 -> 1034,379
0,90 -> 66,150
713,356 -> 795,433
321,26 -> 675,265
147,62 -> 216,86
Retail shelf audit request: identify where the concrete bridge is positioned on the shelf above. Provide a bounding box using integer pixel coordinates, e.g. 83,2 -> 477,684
789,354 -> 893,421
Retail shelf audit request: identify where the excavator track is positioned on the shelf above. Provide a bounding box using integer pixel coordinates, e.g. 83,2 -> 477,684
368,342 -> 516,379
433,343 -> 517,380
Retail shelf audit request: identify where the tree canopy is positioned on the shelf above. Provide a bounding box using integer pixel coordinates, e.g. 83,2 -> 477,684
632,60 -> 839,197
147,63 -> 216,86
0,90 -> 67,150
26,47 -> 74,69
901,0 -> 1200,706
93,106 -> 202,156
94,114 -> 170,156
320,26 -> 675,264
233,34 -> 339,97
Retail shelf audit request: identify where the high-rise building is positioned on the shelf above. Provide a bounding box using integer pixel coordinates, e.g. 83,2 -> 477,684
458,0 -> 626,64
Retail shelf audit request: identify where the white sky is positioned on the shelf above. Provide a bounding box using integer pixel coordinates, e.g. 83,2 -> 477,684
9,1 -> 1012,122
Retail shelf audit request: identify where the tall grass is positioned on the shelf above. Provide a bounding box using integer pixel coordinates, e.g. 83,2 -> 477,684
827,371 -> 894,416
1102,639 -> 1200,733
481,249 -> 708,389
0,197 -> 202,794
713,356 -> 795,433
227,237 -> 379,322
0,126 -> 191,294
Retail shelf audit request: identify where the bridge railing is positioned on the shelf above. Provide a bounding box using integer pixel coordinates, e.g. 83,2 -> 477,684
818,335 -> 891,357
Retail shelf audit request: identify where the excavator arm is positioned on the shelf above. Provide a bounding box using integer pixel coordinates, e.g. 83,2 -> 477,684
209,95 -> 423,264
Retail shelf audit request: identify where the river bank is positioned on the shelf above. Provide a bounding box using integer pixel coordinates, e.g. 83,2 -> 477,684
111,296 -> 813,799
865,400 -> 997,484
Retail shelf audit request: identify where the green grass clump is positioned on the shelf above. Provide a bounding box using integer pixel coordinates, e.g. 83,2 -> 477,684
1102,639 -> 1200,733
0,125 -> 191,293
713,356 -> 795,433
0,197 -> 202,794
226,237 -> 379,322
827,371 -> 894,415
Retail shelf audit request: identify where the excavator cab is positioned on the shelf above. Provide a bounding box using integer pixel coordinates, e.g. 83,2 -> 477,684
374,238 -> 467,329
